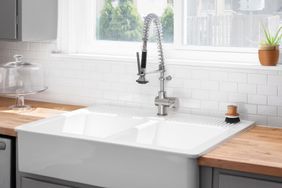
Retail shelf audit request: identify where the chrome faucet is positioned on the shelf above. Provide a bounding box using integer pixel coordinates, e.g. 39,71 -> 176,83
136,13 -> 178,116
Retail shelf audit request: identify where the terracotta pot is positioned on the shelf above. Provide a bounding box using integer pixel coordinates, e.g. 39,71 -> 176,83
258,45 -> 280,66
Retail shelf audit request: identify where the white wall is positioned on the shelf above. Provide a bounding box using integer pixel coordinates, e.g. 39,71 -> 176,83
0,41 -> 282,128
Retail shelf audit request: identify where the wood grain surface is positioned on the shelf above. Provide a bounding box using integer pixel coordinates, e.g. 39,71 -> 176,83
0,97 -> 83,137
198,126 -> 282,177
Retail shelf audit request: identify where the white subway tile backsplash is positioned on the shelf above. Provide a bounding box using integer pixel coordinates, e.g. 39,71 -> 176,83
110,64 -> 127,74
168,66 -> 191,78
209,71 -> 228,81
168,78 -> 184,88
238,83 -> 256,94
248,95 -> 267,105
87,89 -> 104,98
181,99 -> 201,109
5,41 -> 29,50
248,74 -> 267,84
192,89 -> 210,100
209,91 -> 228,102
278,86 -> 282,96
278,107 -> 282,117
238,104 -> 257,114
228,93 -> 248,103
183,80 -> 201,89
1,41 -> 282,127
220,82 -> 237,92
257,85 -> 278,96
241,114 -> 267,125
268,75 -> 282,85
191,70 -> 210,80
167,87 -> 192,98
201,101 -> 219,110
258,105 -> 277,116
29,42 -> 43,52
228,72 -> 247,83
268,96 -> 282,106
201,80 -> 219,90
267,117 -> 282,128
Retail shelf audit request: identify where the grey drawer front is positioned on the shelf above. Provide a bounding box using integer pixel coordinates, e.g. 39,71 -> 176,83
0,138 -> 11,188
219,174 -> 282,188
0,0 -> 17,39
22,178 -> 72,188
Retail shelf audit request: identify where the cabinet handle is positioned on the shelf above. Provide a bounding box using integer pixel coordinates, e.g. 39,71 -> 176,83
0,142 -> 6,150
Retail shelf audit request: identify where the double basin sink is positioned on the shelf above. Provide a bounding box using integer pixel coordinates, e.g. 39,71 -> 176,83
17,105 -> 254,188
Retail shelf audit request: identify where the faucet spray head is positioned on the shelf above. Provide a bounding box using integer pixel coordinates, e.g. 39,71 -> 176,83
136,75 -> 149,84
136,52 -> 149,84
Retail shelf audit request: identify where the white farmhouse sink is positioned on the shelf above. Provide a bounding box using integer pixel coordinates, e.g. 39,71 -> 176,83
17,105 -> 254,188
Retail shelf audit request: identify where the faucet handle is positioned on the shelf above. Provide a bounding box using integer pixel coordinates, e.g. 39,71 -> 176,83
154,97 -> 179,108
169,97 -> 179,109
165,75 -> 172,81
136,52 -> 141,75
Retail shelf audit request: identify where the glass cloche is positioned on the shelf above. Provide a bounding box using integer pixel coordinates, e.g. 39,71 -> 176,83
0,55 -> 48,110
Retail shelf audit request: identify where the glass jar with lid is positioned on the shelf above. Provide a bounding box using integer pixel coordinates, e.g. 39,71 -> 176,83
0,55 -> 48,110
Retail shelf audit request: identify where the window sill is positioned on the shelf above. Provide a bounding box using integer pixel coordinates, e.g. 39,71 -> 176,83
51,53 -> 282,72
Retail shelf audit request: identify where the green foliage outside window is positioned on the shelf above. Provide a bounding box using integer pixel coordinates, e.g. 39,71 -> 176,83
98,0 -> 174,42
161,5 -> 174,42
98,0 -> 114,40
98,0 -> 142,41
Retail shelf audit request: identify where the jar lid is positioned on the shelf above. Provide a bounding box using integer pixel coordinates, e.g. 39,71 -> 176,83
0,54 -> 47,95
1,55 -> 37,69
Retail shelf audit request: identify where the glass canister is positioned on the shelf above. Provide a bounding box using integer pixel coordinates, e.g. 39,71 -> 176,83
0,55 -> 48,110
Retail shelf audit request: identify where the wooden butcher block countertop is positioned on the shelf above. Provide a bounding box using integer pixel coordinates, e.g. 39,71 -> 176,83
198,126 -> 282,178
0,97 -> 82,137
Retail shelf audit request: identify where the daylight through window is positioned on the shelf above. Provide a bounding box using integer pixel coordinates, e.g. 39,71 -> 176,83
57,0 -> 282,56
184,0 -> 282,47
95,0 -> 174,43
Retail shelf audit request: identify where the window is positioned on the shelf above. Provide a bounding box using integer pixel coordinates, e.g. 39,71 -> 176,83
96,0 -> 174,43
184,0 -> 282,48
57,0 -> 282,63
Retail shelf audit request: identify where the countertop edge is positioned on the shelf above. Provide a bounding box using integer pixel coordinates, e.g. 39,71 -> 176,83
198,157 -> 282,178
0,127 -> 17,137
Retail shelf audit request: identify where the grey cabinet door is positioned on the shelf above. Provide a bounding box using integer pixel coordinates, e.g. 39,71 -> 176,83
21,177 -> 72,188
219,174 -> 282,188
0,0 -> 17,40
0,138 -> 11,188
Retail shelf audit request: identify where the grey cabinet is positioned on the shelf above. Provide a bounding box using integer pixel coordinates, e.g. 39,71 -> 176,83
200,167 -> 282,188
0,0 -> 57,41
0,136 -> 16,188
21,178 -> 71,188
218,174 -> 282,188
18,173 -> 103,188
0,0 -> 17,40
0,137 -> 12,188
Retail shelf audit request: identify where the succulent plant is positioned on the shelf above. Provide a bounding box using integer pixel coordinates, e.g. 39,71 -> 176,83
261,25 -> 282,46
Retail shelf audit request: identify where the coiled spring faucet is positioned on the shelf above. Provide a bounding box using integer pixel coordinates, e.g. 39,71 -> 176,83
136,13 -> 178,116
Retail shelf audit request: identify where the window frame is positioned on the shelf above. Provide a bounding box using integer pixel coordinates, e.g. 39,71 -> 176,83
70,0 -> 281,65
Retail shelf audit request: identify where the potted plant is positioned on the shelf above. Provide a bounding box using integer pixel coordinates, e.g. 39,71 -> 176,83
259,25 -> 282,66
